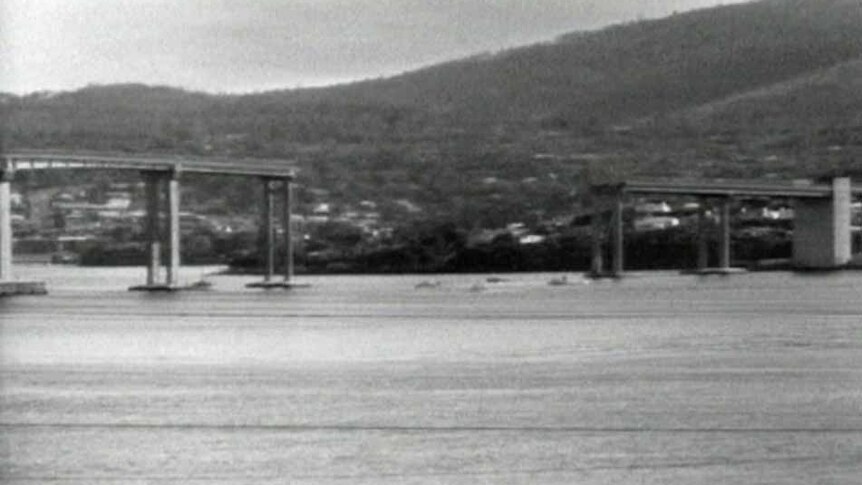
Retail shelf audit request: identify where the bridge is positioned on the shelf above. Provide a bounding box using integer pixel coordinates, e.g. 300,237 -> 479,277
1,151 -> 297,295
4,151 -> 860,294
588,177 -> 862,277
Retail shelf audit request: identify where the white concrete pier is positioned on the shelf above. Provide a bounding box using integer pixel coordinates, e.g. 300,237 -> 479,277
696,201 -> 710,271
0,161 -> 47,296
130,170 -> 183,291
282,177 -> 294,285
0,171 -> 12,282
793,177 -> 851,269
247,178 -> 298,289
588,189 -> 625,279
611,196 -> 624,277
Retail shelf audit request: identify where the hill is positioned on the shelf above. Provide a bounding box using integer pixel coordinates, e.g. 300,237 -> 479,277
4,0 -> 862,226
328,0 -> 862,128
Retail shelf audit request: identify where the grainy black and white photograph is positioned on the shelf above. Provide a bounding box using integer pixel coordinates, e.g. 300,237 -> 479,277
2,0 -> 862,483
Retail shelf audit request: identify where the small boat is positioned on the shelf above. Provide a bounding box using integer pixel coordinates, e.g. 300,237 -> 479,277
468,282 -> 487,293
548,275 -> 568,286
186,279 -> 213,291
415,280 -> 442,289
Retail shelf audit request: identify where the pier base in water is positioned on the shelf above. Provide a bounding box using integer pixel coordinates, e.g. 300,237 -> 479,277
681,267 -> 747,276
246,281 -> 309,289
0,281 -> 47,296
587,271 -> 625,280
129,284 -> 182,292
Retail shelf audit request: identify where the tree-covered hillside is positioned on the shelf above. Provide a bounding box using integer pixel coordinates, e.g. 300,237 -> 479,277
3,0 -> 862,226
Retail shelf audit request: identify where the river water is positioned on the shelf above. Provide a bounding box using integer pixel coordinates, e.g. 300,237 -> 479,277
1,266 -> 861,484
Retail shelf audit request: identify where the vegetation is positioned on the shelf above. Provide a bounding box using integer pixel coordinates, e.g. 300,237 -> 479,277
3,0 -> 862,272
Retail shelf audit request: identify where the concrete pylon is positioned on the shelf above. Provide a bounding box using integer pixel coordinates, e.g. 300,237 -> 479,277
263,179 -> 276,282
0,172 -> 13,282
696,200 -> 709,271
590,211 -> 604,277
247,178 -> 289,289
165,173 -> 181,287
684,196 -> 744,275
611,195 -> 624,277
718,196 -> 731,270
0,160 -> 46,295
131,170 -> 182,291
143,172 -> 161,286
793,177 -> 852,269
282,178 -> 294,285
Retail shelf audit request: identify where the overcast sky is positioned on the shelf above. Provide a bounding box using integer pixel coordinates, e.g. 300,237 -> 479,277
2,0 -> 748,95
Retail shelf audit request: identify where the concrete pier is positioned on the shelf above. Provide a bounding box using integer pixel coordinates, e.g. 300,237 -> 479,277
590,211 -> 604,277
0,175 -> 12,282
697,201 -> 710,271
166,174 -> 181,287
611,196 -> 624,277
684,197 -> 745,275
144,172 -> 161,286
282,178 -> 294,285
0,162 -> 47,296
718,196 -> 731,271
247,178 -> 298,289
793,177 -> 851,269
130,170 -> 183,291
248,179 -> 278,288
588,189 -> 625,279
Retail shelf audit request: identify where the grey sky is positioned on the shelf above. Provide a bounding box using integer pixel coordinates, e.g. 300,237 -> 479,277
2,0 -> 748,94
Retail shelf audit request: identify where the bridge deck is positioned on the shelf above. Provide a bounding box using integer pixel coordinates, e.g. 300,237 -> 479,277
618,178 -> 862,198
2,151 -> 295,178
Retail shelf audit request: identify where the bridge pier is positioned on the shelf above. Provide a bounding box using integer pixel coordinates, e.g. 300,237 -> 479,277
248,177 -> 296,289
792,177 -> 851,269
166,174 -> 181,287
696,200 -> 710,271
611,196 -> 624,277
718,196 -> 732,271
687,196 -> 743,275
589,189 -> 625,278
590,210 -> 604,277
0,172 -> 12,282
0,161 -> 47,296
144,172 -> 161,286
131,170 -> 182,291
282,177 -> 294,284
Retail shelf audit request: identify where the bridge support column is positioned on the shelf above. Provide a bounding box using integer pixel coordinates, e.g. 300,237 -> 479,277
131,170 -> 182,291
793,177 -> 851,269
264,179 -> 276,282
684,197 -> 743,275
0,174 -> 12,282
165,173 -> 181,287
143,172 -> 161,286
718,196 -> 731,270
282,178 -> 294,285
590,211 -> 604,277
696,200 -> 709,271
611,195 -> 624,277
0,162 -> 46,295
248,178 -> 291,289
